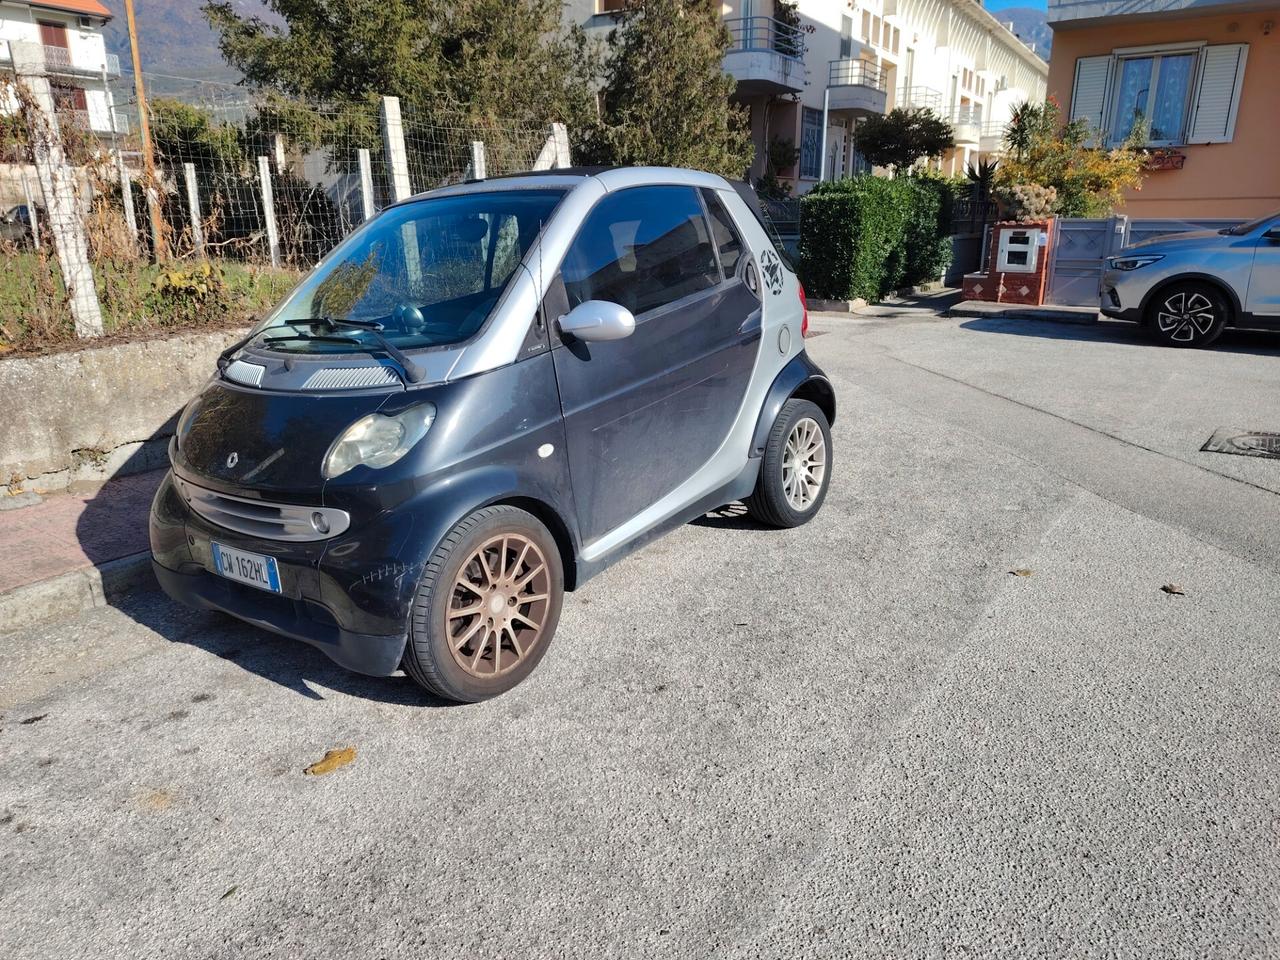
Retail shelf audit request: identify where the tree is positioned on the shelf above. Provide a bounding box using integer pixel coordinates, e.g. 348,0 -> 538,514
852,108 -> 954,173
202,0 -> 600,130
995,98 -> 1147,217
581,0 -> 753,177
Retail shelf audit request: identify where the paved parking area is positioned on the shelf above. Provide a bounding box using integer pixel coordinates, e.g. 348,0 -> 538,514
3,309 -> 1279,959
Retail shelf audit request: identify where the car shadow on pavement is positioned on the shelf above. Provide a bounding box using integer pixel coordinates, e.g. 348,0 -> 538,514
959,316 -> 1280,357
75,437 -> 454,708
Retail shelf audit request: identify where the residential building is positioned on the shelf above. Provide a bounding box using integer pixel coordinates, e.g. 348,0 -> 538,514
1048,0 -> 1280,218
562,0 -> 1048,191
0,0 -> 123,136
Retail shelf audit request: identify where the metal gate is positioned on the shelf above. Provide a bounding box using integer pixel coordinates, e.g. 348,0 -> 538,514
1044,216 -> 1128,306
1044,216 -> 1246,307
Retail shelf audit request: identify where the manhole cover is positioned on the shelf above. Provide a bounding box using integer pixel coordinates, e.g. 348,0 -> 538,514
1201,429 -> 1280,460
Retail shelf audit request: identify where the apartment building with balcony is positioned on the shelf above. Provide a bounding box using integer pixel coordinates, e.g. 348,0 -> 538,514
0,0 -> 123,136
562,0 -> 1047,191
1047,0 -> 1280,217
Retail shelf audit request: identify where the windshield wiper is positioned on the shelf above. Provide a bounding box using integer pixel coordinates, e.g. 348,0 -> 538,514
293,316 -> 427,384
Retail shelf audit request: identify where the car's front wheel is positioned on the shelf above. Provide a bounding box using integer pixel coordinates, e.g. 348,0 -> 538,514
403,505 -> 563,702
745,398 -> 832,527
1147,281 -> 1229,348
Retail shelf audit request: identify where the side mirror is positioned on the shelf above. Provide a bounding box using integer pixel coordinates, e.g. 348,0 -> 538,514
558,300 -> 635,342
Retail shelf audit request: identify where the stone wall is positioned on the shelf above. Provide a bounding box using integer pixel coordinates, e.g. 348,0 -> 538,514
1,327 -> 249,493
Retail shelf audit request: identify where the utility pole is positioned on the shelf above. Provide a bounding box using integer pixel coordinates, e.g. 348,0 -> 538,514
123,0 -> 166,261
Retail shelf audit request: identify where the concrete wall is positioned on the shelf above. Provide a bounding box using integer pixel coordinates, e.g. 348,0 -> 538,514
1,327 -> 248,494
1048,8 -> 1280,218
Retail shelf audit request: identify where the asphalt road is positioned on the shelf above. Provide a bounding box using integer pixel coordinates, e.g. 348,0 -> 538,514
3,306 -> 1280,959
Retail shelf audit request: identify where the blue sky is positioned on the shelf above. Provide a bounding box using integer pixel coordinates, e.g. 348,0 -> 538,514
984,0 -> 1047,10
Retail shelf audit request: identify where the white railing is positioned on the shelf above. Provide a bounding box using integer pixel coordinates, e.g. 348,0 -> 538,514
724,16 -> 805,61
828,59 -> 887,90
0,41 -> 120,77
897,86 -> 943,111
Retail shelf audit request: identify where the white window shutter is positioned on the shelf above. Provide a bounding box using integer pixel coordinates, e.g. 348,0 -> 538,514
1187,44 -> 1248,144
1070,56 -> 1113,146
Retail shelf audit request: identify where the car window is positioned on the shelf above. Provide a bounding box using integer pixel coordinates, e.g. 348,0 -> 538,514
258,189 -> 562,353
562,185 -> 720,316
702,189 -> 744,278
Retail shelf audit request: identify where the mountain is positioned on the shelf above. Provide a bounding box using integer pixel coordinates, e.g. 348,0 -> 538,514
100,0 -> 272,85
990,6 -> 1052,59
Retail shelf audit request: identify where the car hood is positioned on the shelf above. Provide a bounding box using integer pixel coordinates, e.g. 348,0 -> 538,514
1126,228 -> 1226,252
173,378 -> 391,492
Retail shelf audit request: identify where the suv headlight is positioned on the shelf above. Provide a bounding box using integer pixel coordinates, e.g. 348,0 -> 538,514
323,403 -> 436,479
1108,254 -> 1164,271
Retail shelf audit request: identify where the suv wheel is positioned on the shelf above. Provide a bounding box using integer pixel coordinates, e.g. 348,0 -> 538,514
745,398 -> 832,528
404,505 -> 563,702
1147,281 -> 1229,348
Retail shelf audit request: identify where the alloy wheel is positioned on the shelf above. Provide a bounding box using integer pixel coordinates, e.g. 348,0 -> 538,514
1156,291 -> 1217,343
782,416 -> 827,511
446,534 -> 551,678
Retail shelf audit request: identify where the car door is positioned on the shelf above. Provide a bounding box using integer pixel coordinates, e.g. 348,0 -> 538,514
1244,218 -> 1280,326
548,184 -> 762,546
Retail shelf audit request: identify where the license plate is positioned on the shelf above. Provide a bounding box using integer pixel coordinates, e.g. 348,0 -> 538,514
211,541 -> 282,594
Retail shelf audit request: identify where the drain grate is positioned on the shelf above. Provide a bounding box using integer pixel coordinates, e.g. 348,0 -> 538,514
1202,428 -> 1280,460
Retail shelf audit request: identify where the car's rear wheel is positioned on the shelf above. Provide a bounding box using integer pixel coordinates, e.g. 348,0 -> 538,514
745,398 -> 832,528
404,505 -> 563,702
1147,281 -> 1229,348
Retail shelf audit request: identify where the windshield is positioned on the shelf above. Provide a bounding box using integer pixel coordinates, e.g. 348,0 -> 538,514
256,189 -> 564,353
1223,212 -> 1279,236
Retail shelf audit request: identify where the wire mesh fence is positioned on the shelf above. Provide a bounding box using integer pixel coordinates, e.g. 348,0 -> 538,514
0,46 -> 570,350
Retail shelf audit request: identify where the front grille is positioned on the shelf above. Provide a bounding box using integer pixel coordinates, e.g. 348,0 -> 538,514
301,366 -> 400,390
224,359 -> 265,387
176,477 -> 350,541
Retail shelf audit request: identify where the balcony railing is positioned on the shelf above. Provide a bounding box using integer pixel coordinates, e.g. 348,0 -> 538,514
828,59 -> 887,90
724,16 -> 804,61
61,109 -> 131,136
0,41 -> 120,77
897,86 -> 942,111
950,108 -> 985,126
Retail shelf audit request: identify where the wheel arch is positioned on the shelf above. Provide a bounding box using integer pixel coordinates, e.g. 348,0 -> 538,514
751,352 -> 836,458
1140,273 -> 1243,327
482,495 -> 581,591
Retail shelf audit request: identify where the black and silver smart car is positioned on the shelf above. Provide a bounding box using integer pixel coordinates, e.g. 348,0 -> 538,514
151,167 -> 835,701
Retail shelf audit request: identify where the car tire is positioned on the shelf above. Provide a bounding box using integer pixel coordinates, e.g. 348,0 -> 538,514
403,505 -> 564,703
745,398 -> 832,528
1146,281 -> 1229,348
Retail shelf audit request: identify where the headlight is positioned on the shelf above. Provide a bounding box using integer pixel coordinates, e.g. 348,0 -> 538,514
1108,255 -> 1164,271
323,403 -> 436,479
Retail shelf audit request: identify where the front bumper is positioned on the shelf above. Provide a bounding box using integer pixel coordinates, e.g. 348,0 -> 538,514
1100,270 -> 1144,323
150,470 -> 410,676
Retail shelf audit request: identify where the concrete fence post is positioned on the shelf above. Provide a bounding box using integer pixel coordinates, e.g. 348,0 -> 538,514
257,155 -> 280,268
10,41 -> 104,338
182,162 -> 204,257
117,158 -> 137,245
357,147 -> 376,221
533,123 -> 571,171
20,175 -> 41,250
466,140 -> 487,180
380,96 -> 412,202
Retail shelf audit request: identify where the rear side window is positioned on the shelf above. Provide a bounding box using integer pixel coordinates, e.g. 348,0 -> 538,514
562,185 -> 720,316
702,189 -> 744,277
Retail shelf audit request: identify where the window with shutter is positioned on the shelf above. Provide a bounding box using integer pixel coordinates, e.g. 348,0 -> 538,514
1070,55 -> 1113,145
1187,44 -> 1248,144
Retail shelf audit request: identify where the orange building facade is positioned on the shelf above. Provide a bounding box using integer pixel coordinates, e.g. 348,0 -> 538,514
1047,0 -> 1280,218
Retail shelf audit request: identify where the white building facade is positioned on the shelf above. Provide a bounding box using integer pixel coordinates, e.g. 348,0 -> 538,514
563,0 -> 1048,190
0,0 -> 122,136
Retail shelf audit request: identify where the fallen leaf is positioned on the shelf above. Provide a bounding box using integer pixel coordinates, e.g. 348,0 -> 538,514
1009,569 -> 1034,578
304,746 -> 356,776
19,714 -> 47,725
1161,583 -> 1186,596
220,885 -> 238,901
139,789 -> 176,812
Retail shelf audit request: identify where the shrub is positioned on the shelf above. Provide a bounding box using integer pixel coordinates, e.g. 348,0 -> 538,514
798,174 -> 956,301
993,183 -> 1057,222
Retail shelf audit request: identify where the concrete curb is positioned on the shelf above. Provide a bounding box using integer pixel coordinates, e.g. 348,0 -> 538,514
947,302 -> 1101,325
809,297 -> 868,313
0,552 -> 156,635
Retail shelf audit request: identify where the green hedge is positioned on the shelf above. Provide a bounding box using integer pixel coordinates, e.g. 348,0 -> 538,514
797,175 -> 959,301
